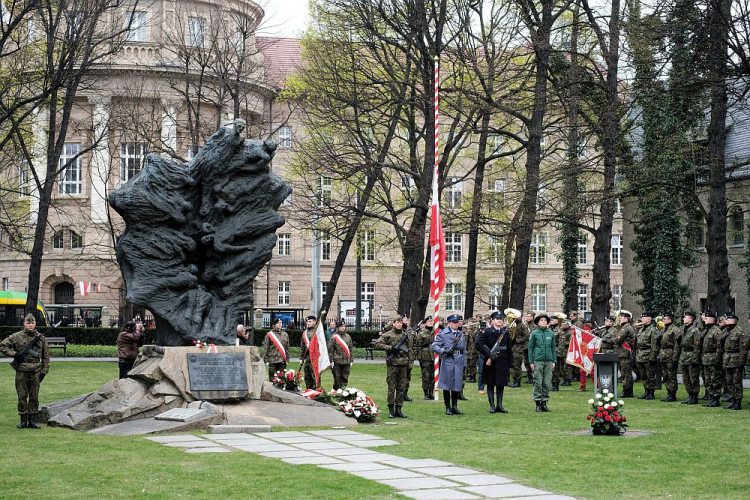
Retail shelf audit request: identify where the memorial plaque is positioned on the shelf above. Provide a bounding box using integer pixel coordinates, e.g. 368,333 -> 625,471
188,353 -> 248,391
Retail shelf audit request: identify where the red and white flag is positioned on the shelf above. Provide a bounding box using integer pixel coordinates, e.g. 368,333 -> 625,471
429,172 -> 446,303
566,326 -> 602,374
78,281 -> 101,296
308,320 -> 331,387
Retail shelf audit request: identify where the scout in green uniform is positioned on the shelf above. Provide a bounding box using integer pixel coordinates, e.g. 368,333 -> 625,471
700,310 -> 723,407
616,311 -> 637,397
373,316 -> 412,418
720,314 -> 747,410
528,313 -> 555,412
658,312 -> 680,402
1,314 -> 50,429
636,312 -> 659,399
416,317 -> 436,400
678,312 -> 702,404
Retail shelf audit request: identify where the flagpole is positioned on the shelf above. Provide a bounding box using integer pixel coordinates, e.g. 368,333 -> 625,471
433,55 -> 441,401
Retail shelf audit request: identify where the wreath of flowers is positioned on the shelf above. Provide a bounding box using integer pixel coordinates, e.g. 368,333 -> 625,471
333,388 -> 380,422
586,389 -> 627,435
272,369 -> 301,391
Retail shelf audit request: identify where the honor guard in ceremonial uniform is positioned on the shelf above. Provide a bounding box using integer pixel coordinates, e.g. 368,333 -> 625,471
299,315 -> 318,390
615,311 -> 636,397
401,315 -> 417,402
506,309 -> 526,387
463,317 -> 480,384
528,312 -> 555,412
658,313 -> 679,401
416,317 -> 437,400
677,312 -> 701,404
475,311 -> 513,413
523,312 -> 535,383
1,314 -> 50,429
720,313 -> 747,410
373,316 -> 413,418
432,314 -> 467,415
328,321 -> 354,390
700,311 -> 723,407
636,312 -> 659,399
262,318 -> 290,381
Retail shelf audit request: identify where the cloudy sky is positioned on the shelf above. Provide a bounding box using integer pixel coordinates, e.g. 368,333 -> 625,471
259,0 -> 310,38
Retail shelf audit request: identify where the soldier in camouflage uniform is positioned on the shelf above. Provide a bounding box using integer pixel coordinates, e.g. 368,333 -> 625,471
327,321 -> 354,390
262,318 -> 290,381
553,320 -> 572,389
700,311 -> 723,407
1,314 -> 50,429
677,312 -> 701,404
401,315 -> 417,402
373,316 -> 413,418
636,312 -> 659,399
299,316 -> 318,390
549,316 -> 561,391
567,311 -> 583,383
523,312 -> 535,383
615,312 -> 636,397
658,312 -> 679,402
720,313 -> 747,410
598,316 -> 617,355
416,317 -> 436,400
510,315 -> 529,387
464,317 -> 480,384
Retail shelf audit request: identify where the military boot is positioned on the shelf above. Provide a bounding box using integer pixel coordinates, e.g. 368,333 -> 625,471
638,391 -> 649,399
622,387 -> 634,398
686,393 -> 700,405
681,394 -> 692,404
644,390 -> 655,400
513,377 -> 522,387
388,404 -> 395,418
550,383 -> 559,392
662,391 -> 677,402
403,391 -> 413,402
496,394 -> 508,414
731,398 -> 742,410
703,395 -> 720,407
524,375 -> 533,384
424,391 -> 432,400
700,392 -> 710,400
541,401 -> 551,412
395,406 -> 407,418
535,400 -> 542,412
561,380 -> 571,387
27,414 -> 41,429
17,414 -> 27,429
458,391 -> 468,401
488,392 -> 496,413
723,398 -> 735,409
721,391 -> 732,402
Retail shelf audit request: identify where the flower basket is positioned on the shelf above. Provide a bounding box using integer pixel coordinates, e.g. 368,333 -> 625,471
272,369 -> 301,391
586,389 -> 627,436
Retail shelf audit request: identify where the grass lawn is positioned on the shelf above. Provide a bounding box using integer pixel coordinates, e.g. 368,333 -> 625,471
1,361 -> 749,499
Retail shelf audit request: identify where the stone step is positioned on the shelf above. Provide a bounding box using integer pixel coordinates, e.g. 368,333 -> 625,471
209,424 -> 272,434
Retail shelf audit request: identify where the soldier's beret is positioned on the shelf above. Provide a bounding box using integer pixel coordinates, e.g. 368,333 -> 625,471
663,312 -> 674,319
423,315 -> 433,322
24,313 -> 36,322
306,315 -> 317,321
533,312 -> 551,325
641,312 -> 653,318
446,314 -> 461,323
683,311 -> 697,319
490,311 -> 504,320
336,320 -> 346,327
702,310 -> 717,318
392,316 -> 404,323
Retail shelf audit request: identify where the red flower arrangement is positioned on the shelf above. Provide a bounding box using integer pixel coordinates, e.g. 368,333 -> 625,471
272,370 -> 301,391
586,389 -> 628,435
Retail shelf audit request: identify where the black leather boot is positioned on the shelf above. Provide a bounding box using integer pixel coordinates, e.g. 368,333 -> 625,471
681,394 -> 692,404
488,391 -> 496,413
723,398 -> 735,409
662,391 -> 677,402
403,391 -> 412,402
638,390 -> 649,399
496,389 -> 508,413
541,401 -> 551,412
445,406 -> 453,415
622,387 -> 634,398
550,383 -> 559,392
451,391 -> 463,414
388,404 -> 395,418
535,400 -> 542,412
395,406 -> 407,418
27,413 -> 40,429
686,393 -> 699,405
561,380 -> 571,386
644,389 -> 655,400
458,391 -> 468,401
17,414 -> 27,429
424,391 -> 432,400
700,392 -> 710,400
704,395 -> 720,407
524,375 -> 533,384
731,398 -> 742,410
721,391 -> 732,402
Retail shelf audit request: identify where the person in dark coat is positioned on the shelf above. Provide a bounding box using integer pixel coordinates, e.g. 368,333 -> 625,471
475,311 -> 513,413
431,314 -> 466,415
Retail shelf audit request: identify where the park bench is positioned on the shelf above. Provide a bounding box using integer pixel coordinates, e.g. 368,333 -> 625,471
46,337 -> 67,357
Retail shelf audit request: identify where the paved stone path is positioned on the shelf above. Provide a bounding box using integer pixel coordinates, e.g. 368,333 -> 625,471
146,430 -> 579,499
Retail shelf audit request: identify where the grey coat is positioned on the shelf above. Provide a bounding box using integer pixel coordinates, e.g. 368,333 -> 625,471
431,327 -> 466,391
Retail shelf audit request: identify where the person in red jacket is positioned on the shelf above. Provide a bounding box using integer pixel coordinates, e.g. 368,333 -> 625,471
117,320 -> 144,379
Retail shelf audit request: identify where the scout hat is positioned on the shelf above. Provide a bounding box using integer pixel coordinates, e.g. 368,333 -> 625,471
533,312 -> 551,325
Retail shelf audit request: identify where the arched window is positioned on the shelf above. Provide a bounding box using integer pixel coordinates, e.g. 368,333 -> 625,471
54,282 -> 75,305
729,206 -> 745,246
71,231 -> 83,249
52,231 -> 64,250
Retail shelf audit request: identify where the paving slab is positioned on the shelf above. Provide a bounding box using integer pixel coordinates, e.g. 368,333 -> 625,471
381,459 -> 454,468
352,439 -> 401,447
498,496 -> 578,500
231,444 -> 296,453
445,475 -> 514,486
294,441 -> 358,451
307,429 -> 362,436
269,436 -> 332,444
398,489 -> 480,500
344,452 -> 404,463
329,433 -> 386,442
260,431 -> 310,438
350,469 -> 426,480
185,447 -> 232,453
461,484 -> 551,498
317,447 -> 384,456
412,467 -> 481,477
163,440 -> 219,448
378,477 -> 462,490
209,424 -> 272,434
204,438 -> 273,447
221,400 -> 356,428
146,435 -> 204,443
281,456 -> 344,465
320,462 -> 394,472
202,433 -> 254,439
258,451 -> 321,459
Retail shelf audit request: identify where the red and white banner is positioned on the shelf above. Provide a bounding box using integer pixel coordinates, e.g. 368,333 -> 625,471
332,334 -> 351,361
266,331 -> 287,361
430,56 -> 445,400
78,281 -> 101,296
308,320 -> 331,387
566,326 -> 602,374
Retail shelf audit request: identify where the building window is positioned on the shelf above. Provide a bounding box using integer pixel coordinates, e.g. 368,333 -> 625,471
491,179 -> 505,210
18,163 -> 29,198
577,238 -> 588,265
445,232 -> 462,263
577,283 -> 588,312
53,231 -> 64,250
278,281 -> 290,305
188,17 -> 205,48
1,277 -> 8,291
488,236 -> 502,264
321,281 -> 329,298
489,134 -> 505,154
320,231 -> 331,261
120,143 -> 148,184
693,212 -> 705,248
611,235 -> 623,265
125,11 -> 147,42
359,230 -> 375,261
445,178 -> 462,208
277,233 -> 291,256
70,231 -> 82,249
488,283 -> 502,310
531,284 -> 546,312
361,282 -> 375,303
445,282 -> 462,311
730,207 -> 745,246
536,186 -> 547,211
614,198 -> 622,215
318,175 -> 332,207
279,126 -> 292,148
530,233 -> 547,265
66,11 -> 83,38
58,143 -> 82,195
612,284 -> 623,310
